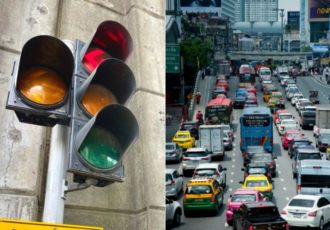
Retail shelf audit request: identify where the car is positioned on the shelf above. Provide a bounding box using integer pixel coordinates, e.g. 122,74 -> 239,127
326,147 -> 330,160
244,100 -> 258,108
298,105 -> 315,116
263,85 -> 278,103
242,162 -> 272,180
273,109 -> 291,125
240,174 -> 273,200
234,96 -> 246,109
183,177 -> 224,216
219,124 -> 234,140
166,168 -> 184,199
166,142 -> 183,163
247,92 -> 257,103
295,98 -> 311,111
284,78 -> 296,87
246,86 -> 257,96
291,148 -> 321,178
268,97 -> 283,113
300,110 -> 316,130
182,147 -> 211,176
286,87 -> 300,100
291,93 -> 304,106
172,130 -> 195,150
281,130 -> 304,150
249,153 -> 277,177
180,121 -> 199,139
280,75 -> 291,86
277,119 -> 299,136
281,194 -> 330,229
316,133 -> 330,152
166,198 -> 182,227
212,87 -> 227,99
261,79 -> 273,91
242,145 -> 265,166
223,131 -> 233,150
226,188 -> 267,226
288,137 -> 313,157
193,163 -> 227,188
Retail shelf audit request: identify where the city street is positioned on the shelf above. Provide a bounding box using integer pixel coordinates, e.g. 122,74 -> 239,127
166,73 -> 330,229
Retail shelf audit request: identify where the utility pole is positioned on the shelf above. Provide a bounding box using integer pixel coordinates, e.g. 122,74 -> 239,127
273,8 -> 284,52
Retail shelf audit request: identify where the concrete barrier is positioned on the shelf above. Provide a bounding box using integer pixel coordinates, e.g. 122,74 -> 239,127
188,70 -> 201,120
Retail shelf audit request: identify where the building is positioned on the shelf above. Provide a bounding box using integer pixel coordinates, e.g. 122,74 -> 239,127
235,0 -> 278,22
221,0 -> 237,23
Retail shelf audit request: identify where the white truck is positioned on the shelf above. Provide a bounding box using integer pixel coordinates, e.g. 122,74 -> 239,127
199,125 -> 225,161
313,105 -> 330,137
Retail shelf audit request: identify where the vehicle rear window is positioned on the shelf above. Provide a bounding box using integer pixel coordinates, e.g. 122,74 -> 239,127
298,152 -> 321,160
246,180 -> 268,187
253,155 -> 272,161
185,151 -> 207,157
302,112 -> 315,118
248,207 -> 279,218
232,194 -> 256,202
195,169 -> 216,177
175,134 -> 189,139
186,185 -> 212,194
288,199 -> 314,207
165,174 -> 172,182
279,114 -> 292,120
249,168 -> 267,174
166,144 -> 175,150
301,175 -> 330,188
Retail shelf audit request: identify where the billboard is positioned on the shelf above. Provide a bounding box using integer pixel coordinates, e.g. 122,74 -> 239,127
309,0 -> 330,19
180,0 -> 221,13
288,11 -> 300,28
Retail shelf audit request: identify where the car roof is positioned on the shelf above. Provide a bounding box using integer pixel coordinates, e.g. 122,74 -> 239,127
233,188 -> 259,195
244,202 -> 276,208
187,177 -> 215,185
166,168 -> 176,173
291,194 -> 322,201
186,147 -> 207,152
245,174 -> 268,180
296,148 -> 319,154
195,163 -> 220,169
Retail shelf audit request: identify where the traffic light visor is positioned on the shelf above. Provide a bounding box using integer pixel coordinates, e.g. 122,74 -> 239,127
16,35 -> 74,108
81,21 -> 133,73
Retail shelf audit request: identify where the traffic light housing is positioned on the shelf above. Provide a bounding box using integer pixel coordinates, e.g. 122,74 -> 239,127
67,21 -> 138,186
6,35 -> 74,126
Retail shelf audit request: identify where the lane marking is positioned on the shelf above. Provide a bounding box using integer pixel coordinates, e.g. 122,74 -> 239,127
280,178 -> 284,182
233,153 -> 236,156
286,197 -> 290,201
233,159 -> 236,162
278,171 -> 281,174
231,172 -> 234,175
232,165 -> 235,168
283,187 -> 287,191
230,179 -> 234,184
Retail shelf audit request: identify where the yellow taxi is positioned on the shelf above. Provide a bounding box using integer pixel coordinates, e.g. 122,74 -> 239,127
326,147 -> 330,160
240,174 -> 273,200
263,85 -> 278,103
183,177 -> 224,216
268,92 -> 285,113
172,130 -> 195,149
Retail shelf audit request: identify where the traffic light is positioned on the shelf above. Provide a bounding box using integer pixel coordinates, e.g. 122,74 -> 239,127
6,35 -> 74,126
67,21 -> 139,186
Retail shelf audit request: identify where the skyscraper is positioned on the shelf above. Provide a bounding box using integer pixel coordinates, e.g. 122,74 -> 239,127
236,0 -> 279,22
222,0 -> 237,23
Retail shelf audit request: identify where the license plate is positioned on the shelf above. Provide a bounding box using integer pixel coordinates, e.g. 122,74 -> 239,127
309,124 -> 313,126
292,214 -> 301,218
194,199 -> 203,202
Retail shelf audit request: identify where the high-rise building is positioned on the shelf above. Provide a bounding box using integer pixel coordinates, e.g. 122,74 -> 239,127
222,0 -> 237,23
235,0 -> 278,22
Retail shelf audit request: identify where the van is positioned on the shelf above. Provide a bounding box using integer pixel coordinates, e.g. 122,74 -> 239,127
300,111 -> 316,130
291,148 -> 321,177
297,160 -> 330,195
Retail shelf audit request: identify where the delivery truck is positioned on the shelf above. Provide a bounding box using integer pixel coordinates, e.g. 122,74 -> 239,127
199,125 -> 225,161
313,105 -> 330,137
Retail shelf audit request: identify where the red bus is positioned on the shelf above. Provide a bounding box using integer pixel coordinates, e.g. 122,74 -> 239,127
205,97 -> 233,125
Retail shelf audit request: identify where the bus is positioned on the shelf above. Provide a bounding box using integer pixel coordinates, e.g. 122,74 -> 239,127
205,97 -> 233,125
240,107 -> 273,153
239,64 -> 256,85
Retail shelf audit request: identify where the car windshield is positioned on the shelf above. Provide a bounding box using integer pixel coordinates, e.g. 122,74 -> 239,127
279,114 -> 292,120
232,194 -> 256,202
282,120 -> 295,125
249,167 -> 267,174
175,134 -> 189,139
185,151 -> 207,157
298,152 -> 321,160
303,112 -> 315,117
166,144 -> 175,150
246,180 -> 268,187
195,169 -> 216,177
288,198 -> 315,207
186,185 -> 212,194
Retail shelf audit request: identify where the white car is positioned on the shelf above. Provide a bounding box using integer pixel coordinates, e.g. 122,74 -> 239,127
286,87 -> 301,100
280,76 -> 291,86
281,194 -> 330,229
182,147 -> 211,176
291,94 -> 304,106
297,100 -> 313,115
275,112 -> 295,126
166,168 -> 184,199
277,119 -> 299,135
284,83 -> 297,91
193,163 -> 227,188
166,198 -> 182,227
295,98 -> 310,111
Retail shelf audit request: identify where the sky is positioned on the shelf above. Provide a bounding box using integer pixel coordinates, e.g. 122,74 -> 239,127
279,0 -> 300,22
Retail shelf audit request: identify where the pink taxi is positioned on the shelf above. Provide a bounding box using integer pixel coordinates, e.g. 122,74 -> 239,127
226,188 -> 267,226
281,130 -> 304,150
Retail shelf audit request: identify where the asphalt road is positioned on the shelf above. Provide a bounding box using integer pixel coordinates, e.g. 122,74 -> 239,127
166,73 -> 330,230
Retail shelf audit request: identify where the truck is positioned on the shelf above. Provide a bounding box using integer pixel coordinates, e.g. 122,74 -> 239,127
199,125 -> 225,161
218,60 -> 231,79
232,202 -> 288,230
313,105 -> 330,137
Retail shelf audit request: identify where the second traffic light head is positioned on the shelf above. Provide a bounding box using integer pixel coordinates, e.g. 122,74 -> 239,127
73,58 -> 136,120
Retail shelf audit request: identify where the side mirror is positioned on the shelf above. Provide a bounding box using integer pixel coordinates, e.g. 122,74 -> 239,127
239,181 -> 243,184
241,168 -> 245,171
223,168 -> 227,171
273,156 -> 277,159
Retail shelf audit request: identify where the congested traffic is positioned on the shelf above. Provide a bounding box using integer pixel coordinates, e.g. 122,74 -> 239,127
166,62 -> 330,229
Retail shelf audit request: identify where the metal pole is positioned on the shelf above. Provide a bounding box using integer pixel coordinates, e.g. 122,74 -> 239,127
42,125 -> 69,223
280,9 -> 284,52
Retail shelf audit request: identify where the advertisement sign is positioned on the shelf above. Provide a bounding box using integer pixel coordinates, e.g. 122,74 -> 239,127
288,11 -> 300,27
180,0 -> 221,13
313,44 -> 329,53
309,0 -> 330,19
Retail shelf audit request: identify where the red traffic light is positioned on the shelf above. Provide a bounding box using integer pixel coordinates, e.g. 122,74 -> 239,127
80,21 -> 133,73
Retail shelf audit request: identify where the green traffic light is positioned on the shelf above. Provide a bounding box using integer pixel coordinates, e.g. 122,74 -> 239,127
78,126 -> 122,170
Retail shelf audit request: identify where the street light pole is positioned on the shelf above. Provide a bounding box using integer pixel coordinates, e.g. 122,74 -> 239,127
274,8 -> 284,52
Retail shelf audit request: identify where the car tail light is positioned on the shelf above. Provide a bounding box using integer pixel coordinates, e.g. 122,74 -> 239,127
183,194 -> 187,203
297,184 -> 301,193
280,210 -> 287,215
183,157 -> 189,161
308,210 -> 317,217
267,172 -> 271,178
210,195 -> 216,202
201,157 -> 209,160
248,225 -> 253,230
285,223 -> 289,230
280,125 -> 284,129
170,179 -> 175,185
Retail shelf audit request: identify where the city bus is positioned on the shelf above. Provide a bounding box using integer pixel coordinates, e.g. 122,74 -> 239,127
205,97 -> 233,125
240,107 -> 273,153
